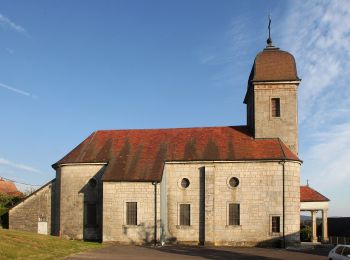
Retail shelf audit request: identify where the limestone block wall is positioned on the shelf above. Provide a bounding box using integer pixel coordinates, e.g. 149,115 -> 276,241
163,161 -> 300,246
283,162 -> 301,243
253,83 -> 299,154
103,182 -> 160,243
9,180 -> 55,234
58,164 -> 105,240
164,164 -> 202,244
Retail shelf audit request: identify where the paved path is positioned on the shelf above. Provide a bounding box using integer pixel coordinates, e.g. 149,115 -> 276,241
65,245 -> 329,260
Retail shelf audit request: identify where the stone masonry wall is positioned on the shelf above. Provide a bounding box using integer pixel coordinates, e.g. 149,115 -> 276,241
253,84 -> 299,155
59,164 -> 105,240
164,161 -> 300,246
103,182 -> 160,243
9,180 -> 55,234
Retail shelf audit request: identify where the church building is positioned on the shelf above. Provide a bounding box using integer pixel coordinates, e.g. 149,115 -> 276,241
10,38 -> 304,246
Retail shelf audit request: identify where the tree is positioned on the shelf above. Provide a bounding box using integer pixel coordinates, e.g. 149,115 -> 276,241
0,193 -> 22,228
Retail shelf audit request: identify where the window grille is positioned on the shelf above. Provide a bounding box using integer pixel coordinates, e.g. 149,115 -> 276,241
229,203 -> 240,225
126,202 -> 137,225
271,98 -> 280,117
179,204 -> 190,226
272,216 -> 280,233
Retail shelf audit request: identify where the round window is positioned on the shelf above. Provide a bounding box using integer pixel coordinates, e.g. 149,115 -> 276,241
88,178 -> 97,188
181,178 -> 190,188
229,177 -> 239,188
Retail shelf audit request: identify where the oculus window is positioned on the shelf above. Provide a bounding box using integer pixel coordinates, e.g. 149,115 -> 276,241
229,177 -> 239,188
181,178 -> 190,188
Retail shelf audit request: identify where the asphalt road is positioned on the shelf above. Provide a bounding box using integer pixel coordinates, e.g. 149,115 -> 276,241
65,245 -> 330,260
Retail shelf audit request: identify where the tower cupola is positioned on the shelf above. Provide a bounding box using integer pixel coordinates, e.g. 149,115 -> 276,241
244,39 -> 301,155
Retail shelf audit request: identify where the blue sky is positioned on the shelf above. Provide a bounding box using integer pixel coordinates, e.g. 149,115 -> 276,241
0,0 -> 349,216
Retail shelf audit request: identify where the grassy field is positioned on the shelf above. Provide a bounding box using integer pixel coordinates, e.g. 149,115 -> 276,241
0,228 -> 102,259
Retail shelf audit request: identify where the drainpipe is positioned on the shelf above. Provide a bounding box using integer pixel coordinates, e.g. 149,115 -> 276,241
152,181 -> 157,247
280,160 -> 286,248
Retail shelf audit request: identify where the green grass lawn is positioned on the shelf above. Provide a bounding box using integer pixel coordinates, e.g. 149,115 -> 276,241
0,228 -> 102,260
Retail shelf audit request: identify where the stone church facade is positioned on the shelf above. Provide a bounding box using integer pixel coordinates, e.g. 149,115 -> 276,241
9,40 -> 302,246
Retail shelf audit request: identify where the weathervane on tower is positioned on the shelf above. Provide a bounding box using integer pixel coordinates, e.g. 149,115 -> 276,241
267,14 -> 273,47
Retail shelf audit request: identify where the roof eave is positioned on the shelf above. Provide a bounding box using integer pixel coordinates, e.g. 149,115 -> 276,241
252,79 -> 301,84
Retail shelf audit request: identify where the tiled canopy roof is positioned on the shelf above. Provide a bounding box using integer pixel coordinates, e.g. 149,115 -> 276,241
53,126 -> 300,182
0,179 -> 22,197
300,185 -> 330,202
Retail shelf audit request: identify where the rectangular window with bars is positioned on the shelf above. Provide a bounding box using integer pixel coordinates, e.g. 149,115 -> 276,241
272,216 -> 280,233
126,202 -> 137,225
228,203 -> 240,225
271,98 -> 281,117
86,203 -> 97,227
179,204 -> 190,226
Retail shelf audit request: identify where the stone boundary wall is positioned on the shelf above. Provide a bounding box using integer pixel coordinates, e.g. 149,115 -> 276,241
9,179 -> 55,234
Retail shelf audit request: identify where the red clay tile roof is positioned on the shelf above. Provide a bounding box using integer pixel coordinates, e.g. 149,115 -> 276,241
252,48 -> 299,82
0,179 -> 22,197
53,126 -> 300,182
300,186 -> 330,202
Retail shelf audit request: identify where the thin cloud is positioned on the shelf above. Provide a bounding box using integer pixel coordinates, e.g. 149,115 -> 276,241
280,0 -> 350,215
196,13 -> 266,88
281,1 -> 350,125
0,82 -> 36,98
0,158 -> 42,174
0,13 -> 26,33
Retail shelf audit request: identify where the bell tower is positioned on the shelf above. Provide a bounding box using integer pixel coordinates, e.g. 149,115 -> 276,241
244,33 -> 301,155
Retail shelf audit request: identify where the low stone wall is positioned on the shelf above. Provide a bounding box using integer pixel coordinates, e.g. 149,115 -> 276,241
9,180 -> 55,235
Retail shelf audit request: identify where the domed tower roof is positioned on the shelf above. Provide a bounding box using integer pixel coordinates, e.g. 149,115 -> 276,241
249,16 -> 300,83
244,44 -> 300,104
250,47 -> 300,82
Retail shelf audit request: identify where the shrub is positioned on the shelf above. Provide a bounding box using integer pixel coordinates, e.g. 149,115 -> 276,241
0,193 -> 22,228
300,226 -> 312,242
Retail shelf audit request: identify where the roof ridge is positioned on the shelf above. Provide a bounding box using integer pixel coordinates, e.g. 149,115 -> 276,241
277,138 -> 287,159
300,185 -> 330,202
307,185 -> 330,200
92,125 -> 248,132
77,131 -> 98,162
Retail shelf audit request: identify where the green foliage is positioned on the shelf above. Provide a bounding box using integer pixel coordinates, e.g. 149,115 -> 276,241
300,225 -> 312,242
0,229 -> 102,259
0,206 -> 8,216
0,193 -> 21,208
0,193 -> 22,228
